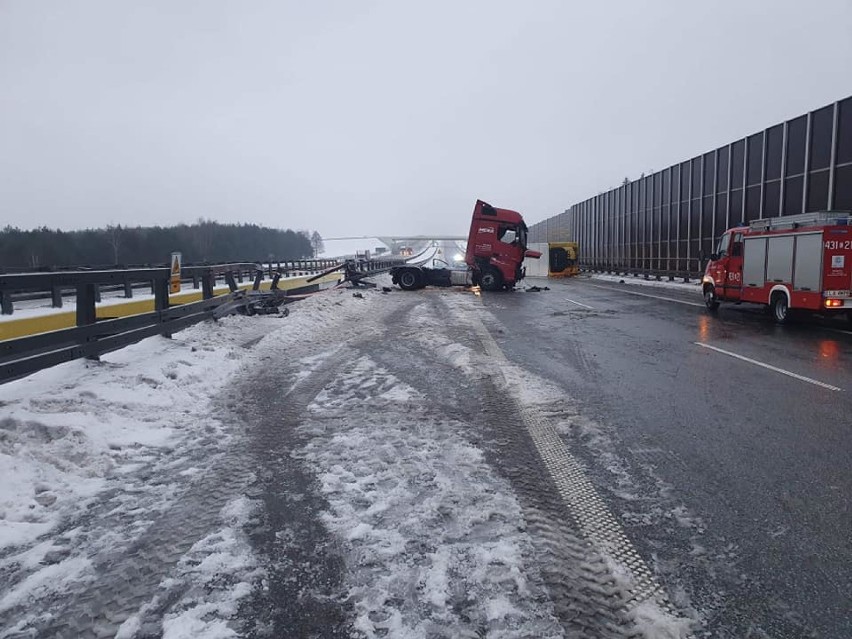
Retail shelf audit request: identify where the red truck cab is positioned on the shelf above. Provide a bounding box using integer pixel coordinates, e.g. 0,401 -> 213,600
465,199 -> 541,290
390,199 -> 540,291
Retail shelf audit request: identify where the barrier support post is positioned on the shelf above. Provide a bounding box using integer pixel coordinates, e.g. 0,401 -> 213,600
76,283 -> 98,359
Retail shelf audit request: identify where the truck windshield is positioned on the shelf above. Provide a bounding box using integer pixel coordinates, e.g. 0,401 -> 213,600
716,233 -> 731,257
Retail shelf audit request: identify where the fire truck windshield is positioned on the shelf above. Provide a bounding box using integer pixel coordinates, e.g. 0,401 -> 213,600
716,233 -> 731,258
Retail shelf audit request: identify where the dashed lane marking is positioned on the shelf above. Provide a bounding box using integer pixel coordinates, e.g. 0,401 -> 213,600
583,283 -> 705,307
694,342 -> 842,391
565,298 -> 594,309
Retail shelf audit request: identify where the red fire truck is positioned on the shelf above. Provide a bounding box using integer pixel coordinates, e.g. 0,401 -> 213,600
702,211 -> 852,324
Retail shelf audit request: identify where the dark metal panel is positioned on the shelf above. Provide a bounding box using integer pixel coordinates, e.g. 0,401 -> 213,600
0,268 -> 170,292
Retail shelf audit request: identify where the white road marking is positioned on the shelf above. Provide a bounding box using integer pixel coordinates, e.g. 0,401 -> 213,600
565,298 -> 594,309
694,342 -> 842,391
469,314 -> 670,609
584,283 -> 705,307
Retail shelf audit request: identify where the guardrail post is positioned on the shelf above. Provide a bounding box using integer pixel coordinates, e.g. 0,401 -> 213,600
202,272 -> 214,300
124,280 -> 133,298
0,291 -> 12,315
225,272 -> 238,292
76,283 -> 98,359
252,270 -> 263,291
193,273 -> 201,289
154,278 -> 171,338
76,284 -> 97,327
271,272 -> 281,291
94,284 -> 102,303
51,285 -> 63,308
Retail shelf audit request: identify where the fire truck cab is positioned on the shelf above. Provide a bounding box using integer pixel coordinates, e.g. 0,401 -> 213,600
703,211 -> 852,324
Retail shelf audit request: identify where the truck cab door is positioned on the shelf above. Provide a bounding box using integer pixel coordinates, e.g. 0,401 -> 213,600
722,232 -> 744,301
708,232 -> 743,301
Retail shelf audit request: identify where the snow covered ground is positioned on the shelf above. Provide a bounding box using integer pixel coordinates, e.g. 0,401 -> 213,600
0,289 -> 374,637
584,272 -> 702,293
0,277 -> 696,638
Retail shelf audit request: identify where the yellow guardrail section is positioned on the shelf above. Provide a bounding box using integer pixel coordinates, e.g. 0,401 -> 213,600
0,273 -> 341,341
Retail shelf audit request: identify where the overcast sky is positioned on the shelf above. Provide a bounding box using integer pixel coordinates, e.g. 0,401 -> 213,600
1,0 -> 851,243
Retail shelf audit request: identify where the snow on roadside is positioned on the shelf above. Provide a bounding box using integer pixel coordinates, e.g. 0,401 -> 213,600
0,317 -> 245,553
296,355 -> 563,639
0,285 -> 383,631
584,272 -> 702,292
0,286 -> 377,553
115,496 -> 265,639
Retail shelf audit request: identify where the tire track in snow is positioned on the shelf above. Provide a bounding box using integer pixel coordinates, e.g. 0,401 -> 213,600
422,296 -> 691,638
250,294 -> 567,638
234,344 -> 359,639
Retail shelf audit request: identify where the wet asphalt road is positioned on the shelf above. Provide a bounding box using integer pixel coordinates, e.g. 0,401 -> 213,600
482,276 -> 852,638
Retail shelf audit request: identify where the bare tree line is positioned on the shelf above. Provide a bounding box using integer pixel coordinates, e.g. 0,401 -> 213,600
0,219 -> 323,269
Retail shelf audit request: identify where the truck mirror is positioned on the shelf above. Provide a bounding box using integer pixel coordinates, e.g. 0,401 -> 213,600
710,253 -> 719,261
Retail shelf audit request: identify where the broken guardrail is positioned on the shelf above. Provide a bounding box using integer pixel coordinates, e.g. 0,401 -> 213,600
0,263 -> 317,384
0,259 -> 342,315
0,255 -> 406,384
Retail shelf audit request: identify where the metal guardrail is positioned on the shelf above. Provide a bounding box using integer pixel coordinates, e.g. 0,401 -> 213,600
0,256 -> 405,384
0,262 -> 320,384
305,257 -> 407,287
578,258 -> 704,283
0,295 -> 235,383
0,258 -> 342,276
0,260 -> 343,315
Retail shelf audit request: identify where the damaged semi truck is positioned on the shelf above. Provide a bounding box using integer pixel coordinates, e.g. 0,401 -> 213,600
390,200 -> 541,292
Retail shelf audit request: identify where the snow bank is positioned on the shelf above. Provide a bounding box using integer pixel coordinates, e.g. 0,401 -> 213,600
586,272 -> 702,292
0,284 -> 382,631
0,283 -> 383,552
0,316 -> 250,551
115,496 -> 265,639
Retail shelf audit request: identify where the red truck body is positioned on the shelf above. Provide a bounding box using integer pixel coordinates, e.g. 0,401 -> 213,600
391,199 -> 540,291
702,211 -> 852,323
464,199 -> 540,290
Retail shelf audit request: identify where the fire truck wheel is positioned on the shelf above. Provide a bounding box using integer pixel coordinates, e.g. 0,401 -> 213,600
703,286 -> 720,311
771,292 -> 790,324
480,268 -> 503,292
398,269 -> 420,291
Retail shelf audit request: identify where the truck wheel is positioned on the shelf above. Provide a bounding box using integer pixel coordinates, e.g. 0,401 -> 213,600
398,269 -> 420,291
480,268 -> 503,292
771,292 -> 790,324
703,286 -> 720,311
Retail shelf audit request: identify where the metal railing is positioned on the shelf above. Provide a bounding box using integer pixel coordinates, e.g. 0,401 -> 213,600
578,257 -> 704,283
0,260 -> 343,315
0,256 -> 406,384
